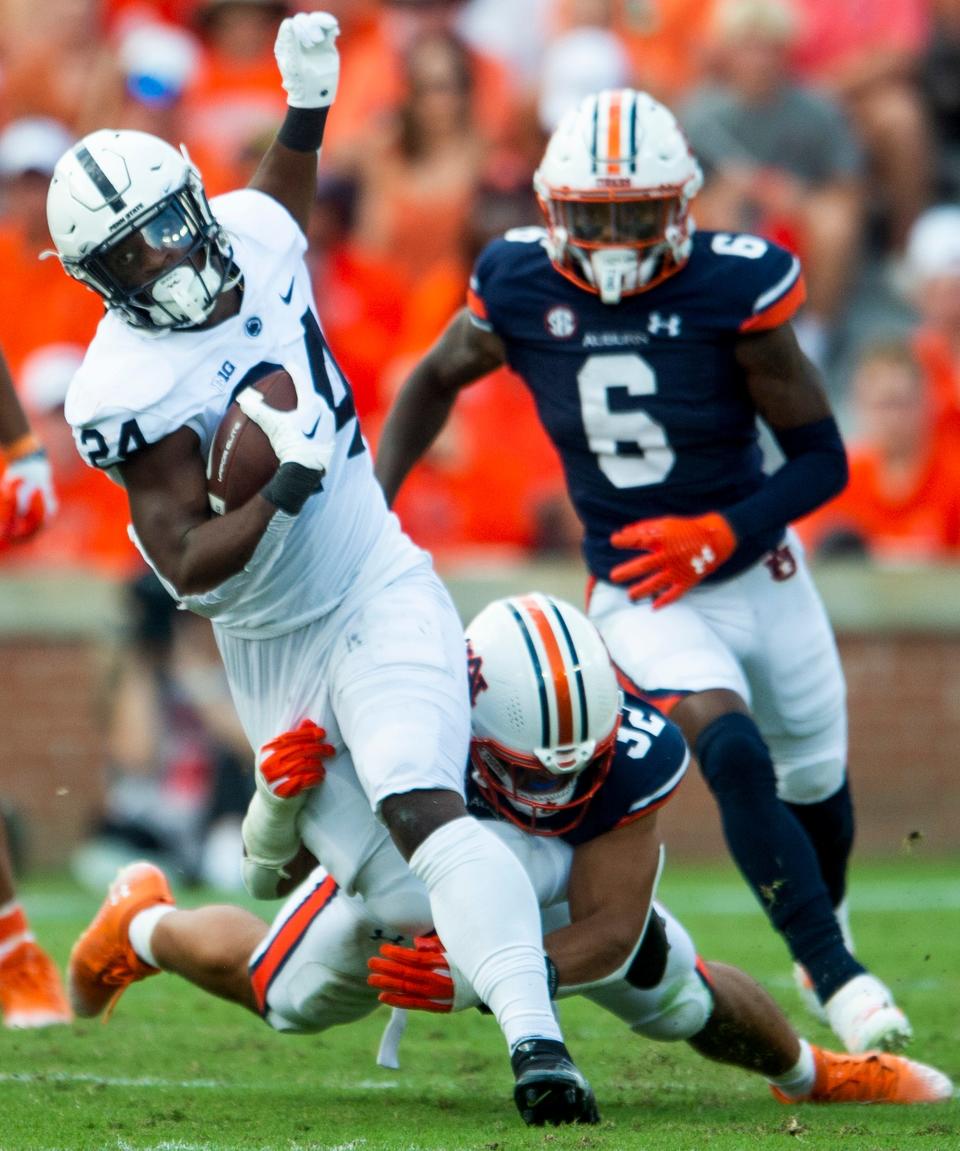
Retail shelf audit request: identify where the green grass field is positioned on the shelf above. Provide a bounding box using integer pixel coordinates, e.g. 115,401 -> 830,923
2,855 -> 957,1151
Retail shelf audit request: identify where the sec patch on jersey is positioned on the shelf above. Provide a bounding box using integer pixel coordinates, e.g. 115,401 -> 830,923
207,369 -> 296,514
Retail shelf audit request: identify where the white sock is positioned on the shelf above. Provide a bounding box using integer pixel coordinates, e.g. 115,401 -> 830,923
128,904 -> 176,969
409,817 -> 562,1051
768,1038 -> 817,1099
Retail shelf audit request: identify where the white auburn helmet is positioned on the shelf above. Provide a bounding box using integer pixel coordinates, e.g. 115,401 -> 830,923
533,88 -> 703,304
45,129 -> 238,332
466,593 -> 622,835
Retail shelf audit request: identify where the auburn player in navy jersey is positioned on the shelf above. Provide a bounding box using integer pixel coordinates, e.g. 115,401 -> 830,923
64,595 -> 951,1112
375,89 -> 910,1055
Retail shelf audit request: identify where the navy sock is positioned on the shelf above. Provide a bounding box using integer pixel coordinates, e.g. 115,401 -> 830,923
696,713 -> 863,1002
785,779 -> 855,911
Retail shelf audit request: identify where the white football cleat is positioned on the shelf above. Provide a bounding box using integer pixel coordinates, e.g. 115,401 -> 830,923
825,973 -> 913,1053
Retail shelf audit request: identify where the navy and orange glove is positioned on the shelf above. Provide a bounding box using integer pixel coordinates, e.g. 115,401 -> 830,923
258,718 -> 334,799
367,935 -> 480,1014
0,443 -> 56,547
610,512 -> 737,609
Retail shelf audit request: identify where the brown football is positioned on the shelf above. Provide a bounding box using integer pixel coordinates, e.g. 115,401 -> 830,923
207,369 -> 297,515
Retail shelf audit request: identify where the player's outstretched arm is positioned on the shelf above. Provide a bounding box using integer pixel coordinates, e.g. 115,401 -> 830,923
0,345 -> 56,545
247,12 -> 339,234
375,308 -> 507,505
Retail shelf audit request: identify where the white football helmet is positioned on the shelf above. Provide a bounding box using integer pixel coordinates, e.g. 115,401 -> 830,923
533,89 -> 703,304
466,593 -> 622,835
45,129 -> 239,332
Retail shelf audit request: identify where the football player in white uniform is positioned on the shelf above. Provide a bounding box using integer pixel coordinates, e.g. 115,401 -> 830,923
66,596 -> 952,1111
45,13 -> 594,1126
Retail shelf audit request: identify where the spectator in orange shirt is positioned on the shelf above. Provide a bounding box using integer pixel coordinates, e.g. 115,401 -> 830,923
305,174 -> 407,423
612,0 -> 716,106
180,0 -> 290,193
369,179 -> 580,562
0,118 -> 103,384
351,28 -> 486,289
323,0 -> 520,165
795,341 -> 960,562
905,205 -> 960,448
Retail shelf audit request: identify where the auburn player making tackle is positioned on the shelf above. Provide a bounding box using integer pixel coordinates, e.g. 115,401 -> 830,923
65,595 -> 952,1112
375,89 -> 911,1055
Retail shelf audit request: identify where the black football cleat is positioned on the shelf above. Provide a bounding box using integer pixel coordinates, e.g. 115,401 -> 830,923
511,1038 -> 600,1126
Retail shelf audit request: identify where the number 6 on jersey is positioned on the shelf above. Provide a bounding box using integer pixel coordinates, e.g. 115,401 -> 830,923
578,353 -> 675,489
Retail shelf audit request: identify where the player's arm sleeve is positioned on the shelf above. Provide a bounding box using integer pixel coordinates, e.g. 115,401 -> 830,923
723,324 -> 848,543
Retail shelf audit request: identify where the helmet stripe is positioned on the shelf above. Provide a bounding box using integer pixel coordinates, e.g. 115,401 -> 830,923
517,595 -> 574,745
589,94 -> 600,174
75,145 -> 127,212
506,602 -> 550,747
547,599 -> 588,743
626,90 -> 637,174
606,90 -> 623,176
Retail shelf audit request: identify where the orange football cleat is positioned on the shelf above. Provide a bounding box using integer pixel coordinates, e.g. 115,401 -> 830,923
0,940 -> 72,1028
68,861 -> 173,1020
772,1045 -> 954,1105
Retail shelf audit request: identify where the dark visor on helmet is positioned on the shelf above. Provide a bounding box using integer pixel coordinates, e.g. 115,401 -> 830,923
554,197 -> 679,245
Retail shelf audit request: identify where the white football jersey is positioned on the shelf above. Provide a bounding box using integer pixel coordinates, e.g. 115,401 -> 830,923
65,189 -> 423,635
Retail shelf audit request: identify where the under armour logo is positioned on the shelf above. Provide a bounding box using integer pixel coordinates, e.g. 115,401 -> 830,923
648,312 -> 682,337
690,545 -> 716,575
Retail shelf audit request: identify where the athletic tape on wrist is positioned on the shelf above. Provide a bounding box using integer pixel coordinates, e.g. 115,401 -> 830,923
262,462 -> 324,515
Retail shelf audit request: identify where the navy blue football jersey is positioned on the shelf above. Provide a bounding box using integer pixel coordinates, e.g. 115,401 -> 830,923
465,691 -> 689,847
468,227 -> 807,581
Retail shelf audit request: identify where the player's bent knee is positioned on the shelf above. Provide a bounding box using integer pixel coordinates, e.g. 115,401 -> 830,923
696,712 -> 775,794
632,972 -> 714,1042
777,757 -> 847,805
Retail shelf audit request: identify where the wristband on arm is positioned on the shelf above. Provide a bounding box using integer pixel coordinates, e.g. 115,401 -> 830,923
262,462 -> 324,515
277,106 -> 330,153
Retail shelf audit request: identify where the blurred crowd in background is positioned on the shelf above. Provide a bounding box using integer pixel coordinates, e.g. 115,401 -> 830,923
1,0 -> 959,886
1,0 -> 960,574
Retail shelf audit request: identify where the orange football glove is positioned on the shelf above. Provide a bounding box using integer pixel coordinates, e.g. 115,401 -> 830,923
610,512 -> 737,609
0,451 -> 55,547
368,935 -> 478,1013
258,718 -> 334,799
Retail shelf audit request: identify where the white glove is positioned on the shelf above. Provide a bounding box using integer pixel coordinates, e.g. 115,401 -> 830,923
236,366 -> 335,475
275,11 -> 340,109
0,450 -> 56,544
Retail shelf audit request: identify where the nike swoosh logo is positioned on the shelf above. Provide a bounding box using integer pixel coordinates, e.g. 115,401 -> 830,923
279,277 -> 295,304
303,417 -> 321,439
